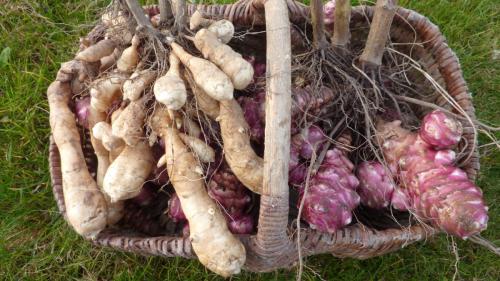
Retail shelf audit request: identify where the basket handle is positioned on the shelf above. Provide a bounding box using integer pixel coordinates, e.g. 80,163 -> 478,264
186,0 -> 309,26
245,0 -> 294,262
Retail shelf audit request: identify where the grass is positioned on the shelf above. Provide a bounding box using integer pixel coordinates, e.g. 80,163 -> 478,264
0,0 -> 498,280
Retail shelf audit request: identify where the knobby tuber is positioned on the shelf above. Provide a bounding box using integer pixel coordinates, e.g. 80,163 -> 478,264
168,193 -> 186,222
100,48 -> 122,72
207,20 -> 235,44
300,148 -> 360,233
75,96 -> 91,129
194,28 -> 253,90
419,110 -> 463,149
90,73 -> 127,112
356,161 -> 396,209
189,11 -> 235,44
323,0 -> 336,25
376,112 -> 488,238
289,125 -> 327,185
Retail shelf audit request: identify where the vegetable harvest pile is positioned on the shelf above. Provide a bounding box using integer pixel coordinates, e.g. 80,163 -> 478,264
47,0 -> 497,277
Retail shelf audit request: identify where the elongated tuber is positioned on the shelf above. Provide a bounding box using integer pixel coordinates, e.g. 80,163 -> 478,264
179,133 -> 215,163
48,81 -> 107,238
154,53 -> 187,110
376,117 -> 488,238
100,48 -> 121,72
182,116 -> 202,138
117,35 -> 140,73
219,99 -> 263,194
151,108 -> 245,277
186,74 -> 220,119
123,70 -> 156,101
194,29 -> 253,90
76,39 -> 116,62
103,141 -> 154,202
112,96 -> 147,146
171,42 -> 234,101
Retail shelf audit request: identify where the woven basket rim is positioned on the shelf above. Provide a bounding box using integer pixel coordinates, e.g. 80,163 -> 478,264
49,0 -> 478,272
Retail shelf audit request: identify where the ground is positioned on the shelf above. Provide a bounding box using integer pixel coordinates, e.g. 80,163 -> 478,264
0,0 -> 498,280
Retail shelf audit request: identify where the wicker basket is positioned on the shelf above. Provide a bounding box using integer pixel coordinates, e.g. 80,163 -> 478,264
49,0 -> 480,272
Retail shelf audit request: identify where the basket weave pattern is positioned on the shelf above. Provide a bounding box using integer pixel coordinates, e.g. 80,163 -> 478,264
49,0 -> 479,272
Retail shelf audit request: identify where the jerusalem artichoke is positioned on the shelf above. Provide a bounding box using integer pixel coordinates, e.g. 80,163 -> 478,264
376,117 -> 488,238
194,28 -> 253,90
171,42 -> 234,101
48,81 -> 107,238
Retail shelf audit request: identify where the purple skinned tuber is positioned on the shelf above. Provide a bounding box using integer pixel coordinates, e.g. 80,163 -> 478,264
291,86 -> 335,120
391,188 -> 410,211
356,161 -> 396,209
297,125 -> 327,159
253,62 -> 266,79
288,125 -> 328,185
226,214 -> 254,234
168,193 -> 186,222
419,110 -> 463,149
75,96 -> 91,129
239,86 -> 335,142
324,0 -> 336,25
207,163 -> 255,233
300,148 -> 360,233
208,164 -> 252,217
376,118 -> 488,239
129,184 -> 156,206
238,92 -> 265,142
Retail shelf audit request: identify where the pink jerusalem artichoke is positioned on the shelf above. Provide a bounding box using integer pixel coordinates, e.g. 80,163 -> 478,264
227,214 -> 255,235
288,125 -> 328,185
419,110 -> 463,149
167,193 -> 186,222
208,164 -> 252,218
356,161 -> 395,209
376,116 -> 488,238
300,148 -> 360,233
238,91 -> 265,142
75,96 -> 91,129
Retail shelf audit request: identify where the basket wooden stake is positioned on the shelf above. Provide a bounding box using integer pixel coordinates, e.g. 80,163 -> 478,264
310,0 -> 328,49
253,0 -> 293,260
332,0 -> 351,50
158,0 -> 173,26
359,0 -> 398,69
